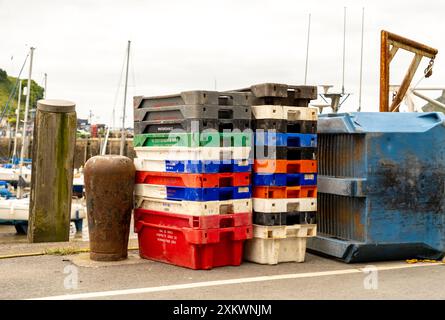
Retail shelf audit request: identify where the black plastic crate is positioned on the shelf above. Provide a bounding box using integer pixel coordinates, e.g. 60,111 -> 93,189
254,119 -> 317,134
134,119 -> 252,134
253,211 -> 317,226
255,146 -> 317,160
134,91 -> 251,109
229,83 -> 318,106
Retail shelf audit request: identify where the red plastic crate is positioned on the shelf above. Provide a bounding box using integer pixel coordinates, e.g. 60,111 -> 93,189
134,209 -> 252,229
135,221 -> 252,270
135,171 -> 251,188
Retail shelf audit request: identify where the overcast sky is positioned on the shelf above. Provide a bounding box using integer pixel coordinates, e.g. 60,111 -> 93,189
1,0 -> 445,127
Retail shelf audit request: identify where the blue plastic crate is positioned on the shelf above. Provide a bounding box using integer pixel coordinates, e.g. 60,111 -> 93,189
165,186 -> 252,201
255,132 -> 317,147
253,173 -> 317,186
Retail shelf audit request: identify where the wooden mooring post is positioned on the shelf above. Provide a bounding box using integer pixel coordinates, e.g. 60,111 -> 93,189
28,99 -> 77,243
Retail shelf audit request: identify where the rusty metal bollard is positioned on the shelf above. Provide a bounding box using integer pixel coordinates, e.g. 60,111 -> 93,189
84,155 -> 135,261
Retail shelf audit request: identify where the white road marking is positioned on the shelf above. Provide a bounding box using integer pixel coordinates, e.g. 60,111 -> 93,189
29,262 -> 442,300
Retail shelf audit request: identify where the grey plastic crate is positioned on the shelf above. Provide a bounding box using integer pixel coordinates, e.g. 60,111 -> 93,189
134,104 -> 252,122
134,91 -> 252,109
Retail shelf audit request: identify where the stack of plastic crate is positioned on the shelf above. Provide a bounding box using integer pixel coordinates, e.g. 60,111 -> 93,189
132,91 -> 254,270
242,83 -> 319,264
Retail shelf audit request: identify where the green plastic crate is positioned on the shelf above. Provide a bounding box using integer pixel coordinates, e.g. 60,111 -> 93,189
133,132 -> 252,147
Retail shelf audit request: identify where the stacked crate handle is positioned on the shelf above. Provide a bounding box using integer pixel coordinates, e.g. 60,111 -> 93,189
135,221 -> 251,241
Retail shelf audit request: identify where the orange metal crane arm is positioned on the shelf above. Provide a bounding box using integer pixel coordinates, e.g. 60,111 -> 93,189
379,30 -> 438,112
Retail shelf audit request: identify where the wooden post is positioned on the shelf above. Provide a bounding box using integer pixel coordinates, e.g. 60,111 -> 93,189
28,99 -> 77,243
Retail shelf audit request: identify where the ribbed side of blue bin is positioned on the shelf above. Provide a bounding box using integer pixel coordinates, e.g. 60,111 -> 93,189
308,112 -> 445,262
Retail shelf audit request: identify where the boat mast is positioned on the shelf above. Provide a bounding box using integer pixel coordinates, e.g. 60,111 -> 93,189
358,8 -> 365,111
17,47 -> 34,198
12,80 -> 22,162
341,7 -> 347,94
20,47 -> 34,165
119,40 -> 131,156
44,73 -> 47,98
304,13 -> 311,85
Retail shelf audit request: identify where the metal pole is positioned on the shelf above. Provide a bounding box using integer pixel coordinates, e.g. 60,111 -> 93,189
20,47 -> 34,165
7,122 -> 11,159
12,80 -> 22,162
304,13 -> 311,85
342,7 -> 346,94
412,89 -> 445,111
44,73 -> 47,98
120,40 -> 131,156
17,47 -> 34,198
358,8 -> 365,112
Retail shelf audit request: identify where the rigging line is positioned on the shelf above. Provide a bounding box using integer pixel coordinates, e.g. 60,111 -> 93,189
341,7 -> 347,95
391,61 -> 434,113
358,7 -> 365,112
130,44 -> 136,89
0,54 -> 29,123
304,13 -> 311,85
411,62 -> 433,90
111,46 -> 127,129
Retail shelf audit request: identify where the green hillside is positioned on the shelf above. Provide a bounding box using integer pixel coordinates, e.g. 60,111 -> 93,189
0,68 -> 44,125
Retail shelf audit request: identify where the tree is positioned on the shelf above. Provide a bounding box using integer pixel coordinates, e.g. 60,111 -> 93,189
0,69 -> 7,82
7,79 -> 44,126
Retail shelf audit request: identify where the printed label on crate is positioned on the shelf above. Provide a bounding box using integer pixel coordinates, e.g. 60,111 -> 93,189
134,132 -> 253,148
135,197 -> 252,216
156,229 -> 178,245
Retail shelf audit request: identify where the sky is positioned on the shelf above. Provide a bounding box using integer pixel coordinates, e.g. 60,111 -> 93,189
1,0 -> 445,127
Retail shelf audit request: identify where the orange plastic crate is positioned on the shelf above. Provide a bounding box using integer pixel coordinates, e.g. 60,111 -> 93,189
254,159 -> 317,173
253,186 -> 317,198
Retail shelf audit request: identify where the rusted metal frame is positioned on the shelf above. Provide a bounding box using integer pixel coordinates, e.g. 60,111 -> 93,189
388,46 -> 399,62
379,30 -> 438,112
386,31 -> 437,58
380,31 -> 390,112
390,54 -> 422,112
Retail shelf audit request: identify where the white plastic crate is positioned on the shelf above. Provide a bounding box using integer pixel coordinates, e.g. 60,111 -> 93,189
253,198 -> 317,213
244,224 -> 317,264
252,105 -> 318,121
135,197 -> 252,216
135,184 -> 167,198
134,146 -> 252,161
252,224 -> 317,239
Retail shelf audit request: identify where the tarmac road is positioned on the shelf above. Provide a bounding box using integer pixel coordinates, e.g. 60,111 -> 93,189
0,250 -> 444,300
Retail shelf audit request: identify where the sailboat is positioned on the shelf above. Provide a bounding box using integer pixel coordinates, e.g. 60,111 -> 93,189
0,47 -> 86,234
